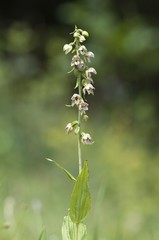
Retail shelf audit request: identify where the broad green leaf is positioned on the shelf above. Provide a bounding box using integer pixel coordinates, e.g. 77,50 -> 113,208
62,215 -> 87,240
46,158 -> 76,182
70,161 -> 91,223
78,223 -> 87,240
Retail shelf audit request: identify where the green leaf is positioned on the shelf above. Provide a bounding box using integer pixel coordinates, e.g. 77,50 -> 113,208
78,223 -> 87,240
62,215 -> 87,240
38,227 -> 47,240
46,158 -> 76,182
70,161 -> 91,223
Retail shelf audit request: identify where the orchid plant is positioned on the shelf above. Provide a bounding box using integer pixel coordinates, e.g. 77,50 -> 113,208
47,26 -> 97,240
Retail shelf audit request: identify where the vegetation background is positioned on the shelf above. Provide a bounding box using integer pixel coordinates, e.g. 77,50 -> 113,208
0,0 -> 159,239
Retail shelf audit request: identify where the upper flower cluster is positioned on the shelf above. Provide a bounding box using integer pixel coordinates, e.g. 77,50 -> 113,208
63,26 -> 96,144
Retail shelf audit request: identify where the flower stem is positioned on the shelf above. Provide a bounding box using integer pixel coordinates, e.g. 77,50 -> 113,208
77,75 -> 82,174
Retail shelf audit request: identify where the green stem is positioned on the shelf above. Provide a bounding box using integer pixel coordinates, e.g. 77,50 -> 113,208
77,75 -> 82,174
75,223 -> 79,240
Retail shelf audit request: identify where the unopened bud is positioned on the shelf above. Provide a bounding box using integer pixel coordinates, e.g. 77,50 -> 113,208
73,32 -> 80,38
63,44 -> 72,54
82,31 -> 89,37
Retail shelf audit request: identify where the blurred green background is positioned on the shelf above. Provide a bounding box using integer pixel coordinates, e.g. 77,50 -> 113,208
0,0 -> 159,239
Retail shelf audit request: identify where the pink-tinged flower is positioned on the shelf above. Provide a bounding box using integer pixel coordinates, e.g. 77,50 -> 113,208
71,55 -> 81,67
81,132 -> 93,144
65,123 -> 73,134
83,83 -> 95,95
77,62 -> 85,71
63,44 -> 72,54
78,100 -> 89,113
86,51 -> 95,62
71,94 -> 82,106
71,55 -> 84,71
86,67 -> 97,77
79,45 -> 87,55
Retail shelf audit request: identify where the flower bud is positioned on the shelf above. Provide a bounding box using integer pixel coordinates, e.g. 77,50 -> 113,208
83,114 -> 88,121
73,32 -> 80,38
82,31 -> 89,37
63,44 -> 72,54
79,35 -> 86,43
65,123 -> 73,134
83,83 -> 95,95
65,121 -> 79,134
74,126 -> 80,135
